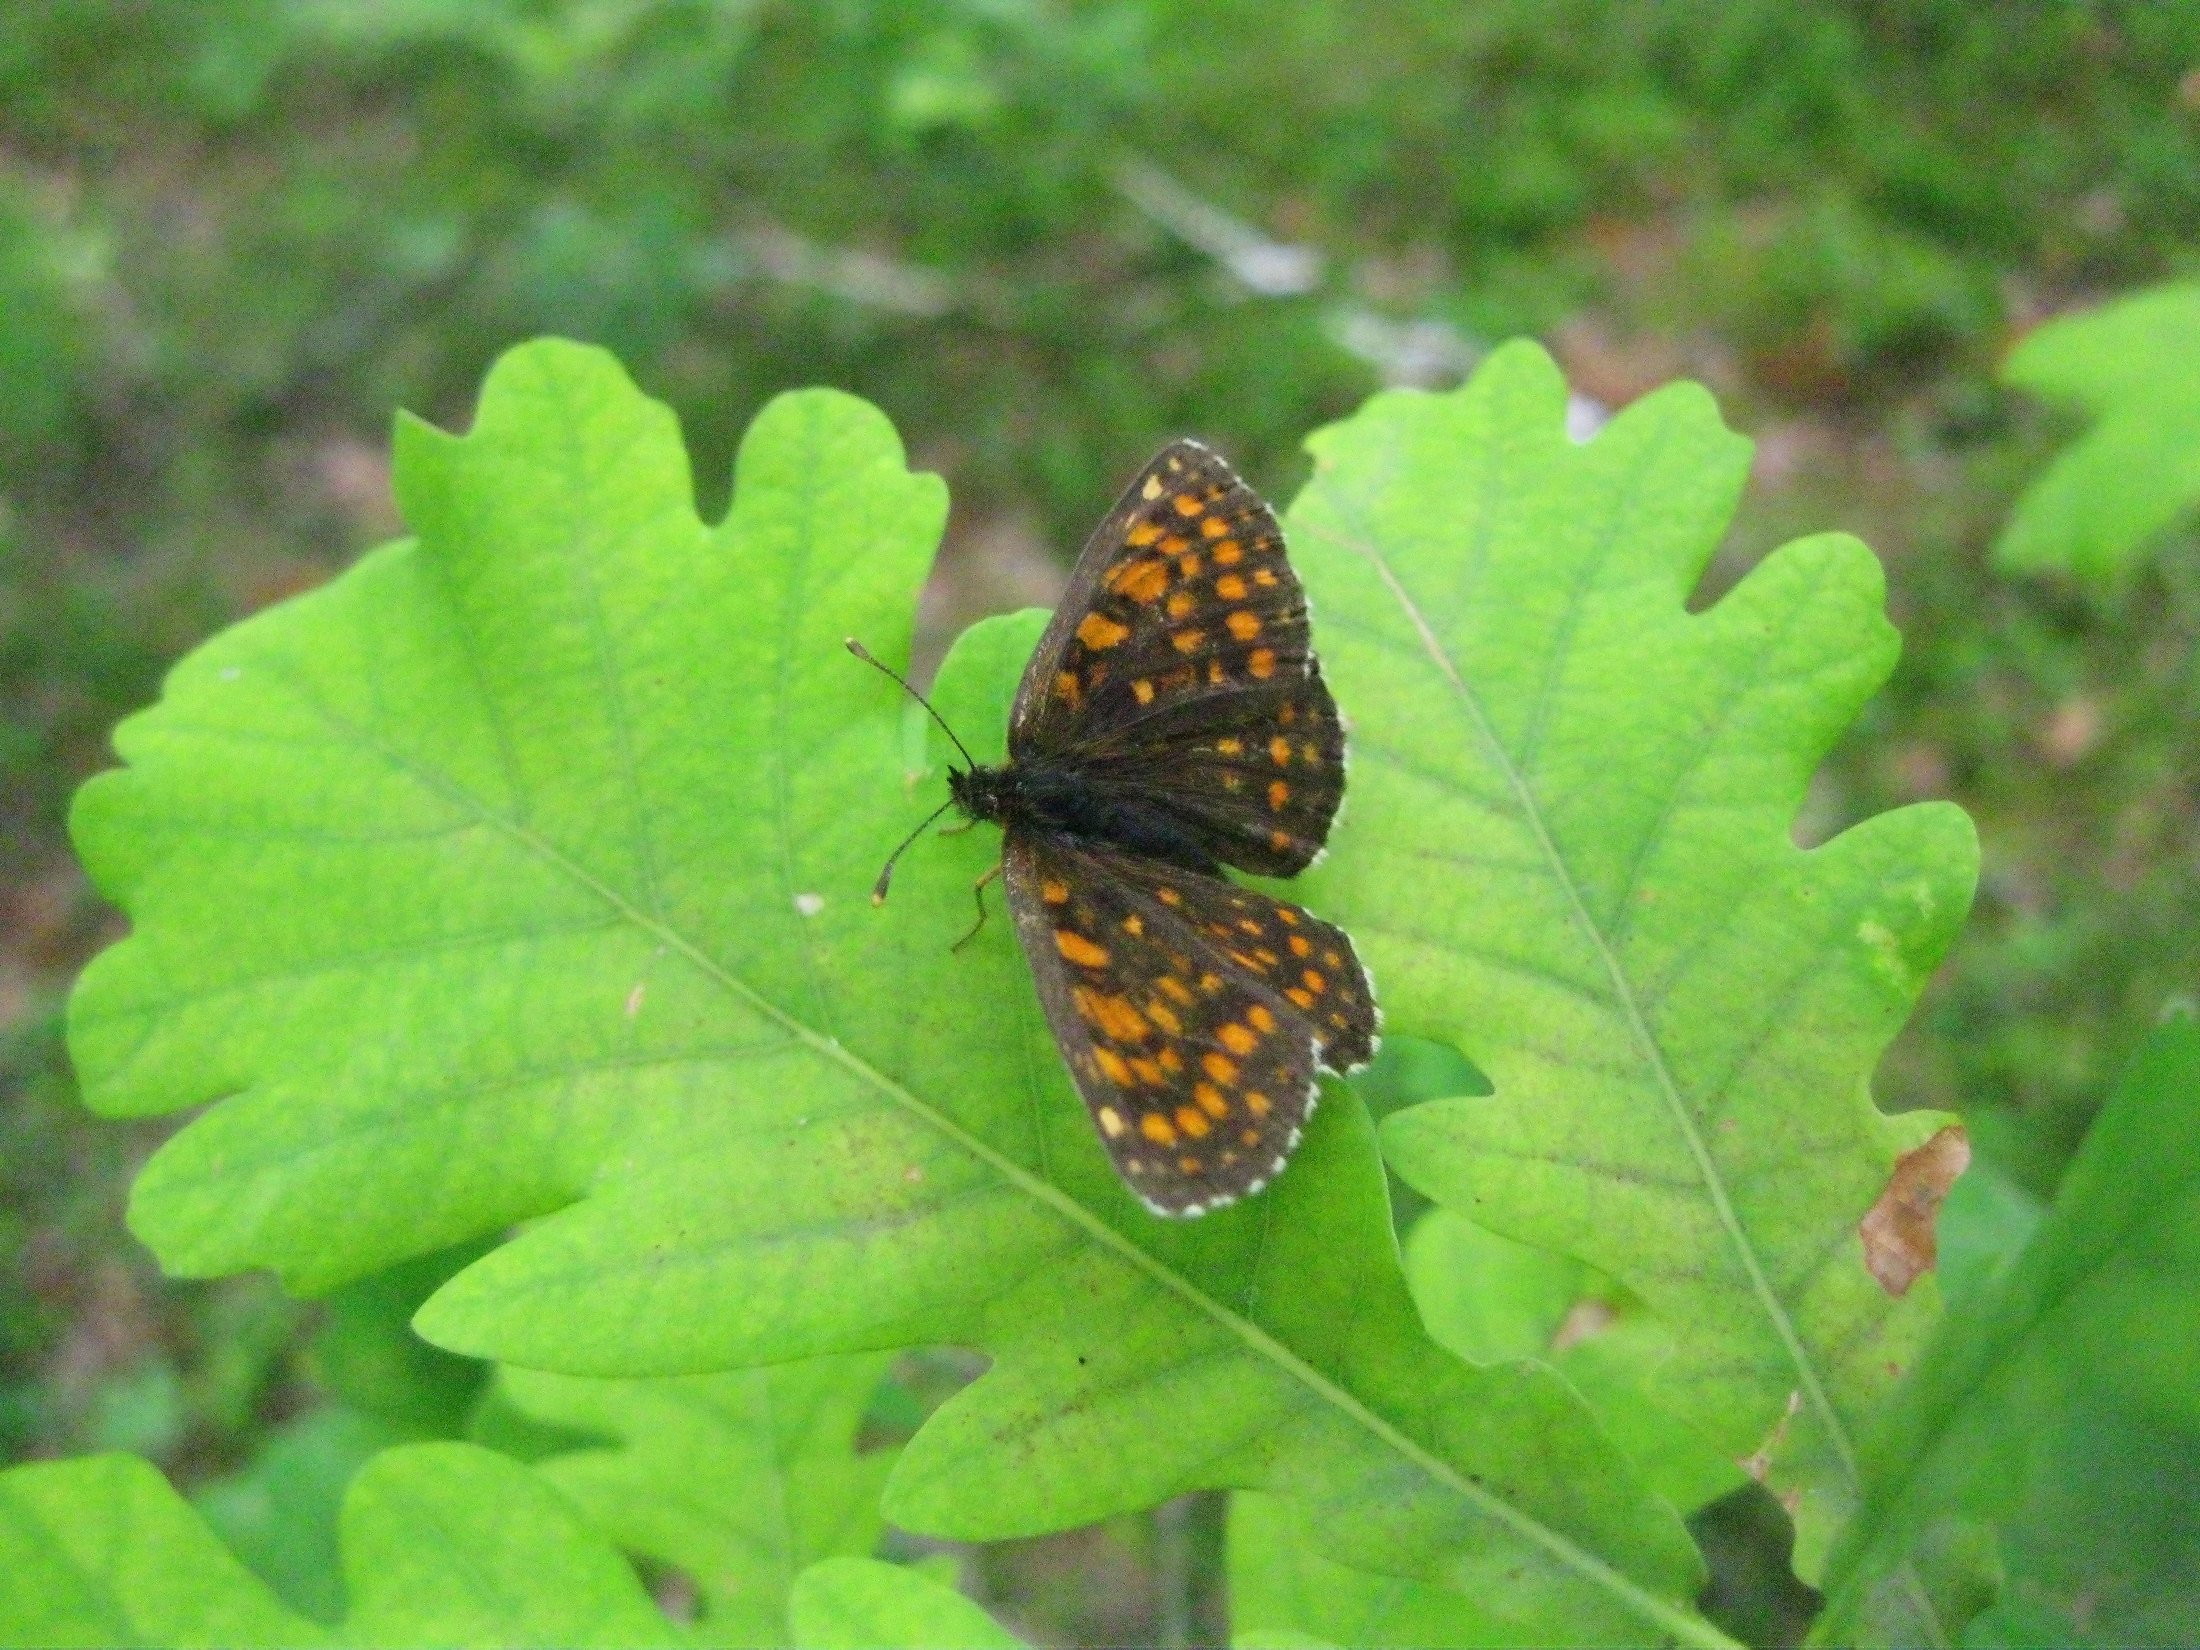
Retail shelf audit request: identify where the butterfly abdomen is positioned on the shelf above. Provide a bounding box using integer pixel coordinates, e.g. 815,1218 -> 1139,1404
951,763 -> 1222,876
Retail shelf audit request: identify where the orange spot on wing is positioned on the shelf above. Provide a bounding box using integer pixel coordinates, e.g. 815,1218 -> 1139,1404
1275,908 -> 1298,925
1147,1000 -> 1183,1035
1055,930 -> 1110,968
1128,518 -> 1161,545
1078,613 -> 1129,650
1247,1005 -> 1276,1033
1194,1083 -> 1230,1118
1158,1046 -> 1183,1072
1171,629 -> 1205,654
1219,1022 -> 1257,1055
1075,987 -> 1151,1043
1200,515 -> 1230,538
1268,780 -> 1291,810
1285,987 -> 1314,1009
1141,1112 -> 1178,1145
1288,933 -> 1312,957
1179,1155 -> 1204,1175
1042,879 -> 1070,905
1132,678 -> 1155,704
1269,735 -> 1292,765
1247,646 -> 1276,676
1167,592 -> 1196,619
1269,829 -> 1292,851
1175,1105 -> 1211,1138
1215,737 -> 1243,756
1122,913 -> 1144,935
1174,493 -> 1204,516
1129,1057 -> 1165,1085
1094,1047 -> 1133,1085
1215,573 -> 1248,600
1227,611 -> 1262,641
1246,1091 -> 1273,1117
1252,567 -> 1277,586
1158,974 -> 1193,1004
1157,888 -> 1183,907
1114,557 -> 1169,602
1213,541 -> 1243,565
1054,671 -> 1082,707
1202,1052 -> 1239,1084
1301,968 -> 1326,993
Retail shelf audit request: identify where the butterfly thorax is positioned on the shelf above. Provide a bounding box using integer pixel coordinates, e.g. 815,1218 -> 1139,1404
948,762 -> 1222,876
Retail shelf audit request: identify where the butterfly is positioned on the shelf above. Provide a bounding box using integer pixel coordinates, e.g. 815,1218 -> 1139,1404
851,440 -> 1378,1216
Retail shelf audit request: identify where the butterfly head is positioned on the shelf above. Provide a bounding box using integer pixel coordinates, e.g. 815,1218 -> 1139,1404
945,762 -> 1013,826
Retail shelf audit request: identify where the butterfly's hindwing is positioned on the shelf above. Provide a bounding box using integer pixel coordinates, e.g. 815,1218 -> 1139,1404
1003,834 -> 1377,1216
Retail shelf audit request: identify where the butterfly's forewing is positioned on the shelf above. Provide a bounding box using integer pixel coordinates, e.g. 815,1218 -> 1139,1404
1003,832 -> 1376,1216
1008,442 -> 1345,876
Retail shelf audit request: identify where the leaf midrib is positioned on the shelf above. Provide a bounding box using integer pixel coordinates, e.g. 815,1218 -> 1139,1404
262,625 -> 1731,1649
1301,490 -> 1862,1485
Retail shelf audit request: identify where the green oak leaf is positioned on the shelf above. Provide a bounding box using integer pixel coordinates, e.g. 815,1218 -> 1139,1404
1996,282 -> 2200,579
190,1407 -> 408,1625
0,1445 -> 679,1649
1227,1490 -> 1504,1649
1294,342 -> 1977,1569
498,1353 -> 897,1647
1405,1210 -> 1744,1516
1815,1022 -> 2200,1647
786,1557 -> 1023,1650
67,342 -> 1721,1645
0,1454 -> 325,1649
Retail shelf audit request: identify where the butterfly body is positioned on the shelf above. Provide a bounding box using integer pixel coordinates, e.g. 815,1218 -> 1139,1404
894,439 -> 1379,1217
947,762 -> 1226,877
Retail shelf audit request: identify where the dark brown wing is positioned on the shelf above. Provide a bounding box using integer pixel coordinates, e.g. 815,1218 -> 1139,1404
1004,832 -> 1379,1217
1009,441 -> 1345,877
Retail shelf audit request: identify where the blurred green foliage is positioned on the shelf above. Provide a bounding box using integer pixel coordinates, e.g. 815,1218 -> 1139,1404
3,2 -> 2198,1642
1996,282 -> 2200,577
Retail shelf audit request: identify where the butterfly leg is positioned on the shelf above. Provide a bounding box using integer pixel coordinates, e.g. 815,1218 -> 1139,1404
950,862 -> 1003,952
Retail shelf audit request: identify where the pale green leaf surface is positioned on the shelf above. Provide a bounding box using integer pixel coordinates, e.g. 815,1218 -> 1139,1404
337,1442 -> 682,1648
187,1249 -> 501,1624
1406,1210 -> 1743,1514
1297,342 -> 1977,1566
190,1407 -> 405,1625
0,1454 -> 324,1649
1996,282 -> 2200,579
0,1444 -> 678,1649
1226,1490 -> 1504,1649
1817,1023 -> 2200,1647
499,1352 -> 896,1647
67,341 -> 1720,1644
787,1557 -> 1022,1650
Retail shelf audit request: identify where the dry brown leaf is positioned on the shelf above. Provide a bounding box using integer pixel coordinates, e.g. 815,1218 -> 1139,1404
1859,1125 -> 1971,1296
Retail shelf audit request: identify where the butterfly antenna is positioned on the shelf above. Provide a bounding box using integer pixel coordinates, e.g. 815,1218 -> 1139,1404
869,797 -> 956,905
844,638 -> 980,770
